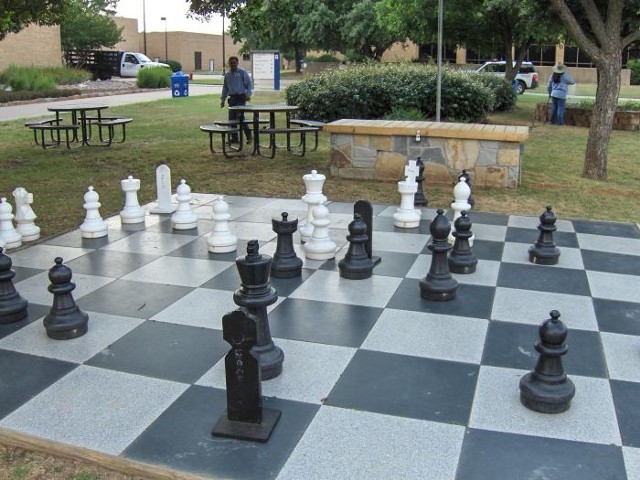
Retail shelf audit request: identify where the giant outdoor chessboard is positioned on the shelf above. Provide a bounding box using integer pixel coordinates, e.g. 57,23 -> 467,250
1,192 -> 639,480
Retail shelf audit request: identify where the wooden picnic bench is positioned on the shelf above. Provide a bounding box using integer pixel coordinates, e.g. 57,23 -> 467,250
25,118 -> 80,149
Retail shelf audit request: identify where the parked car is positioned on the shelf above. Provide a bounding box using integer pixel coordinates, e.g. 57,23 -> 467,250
475,61 -> 539,94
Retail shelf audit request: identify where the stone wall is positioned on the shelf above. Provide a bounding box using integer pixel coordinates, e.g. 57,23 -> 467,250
326,121 -> 529,188
534,104 -> 640,131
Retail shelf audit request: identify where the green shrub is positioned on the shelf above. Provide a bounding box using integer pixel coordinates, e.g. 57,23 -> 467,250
0,89 -> 81,103
165,60 -> 182,72
627,59 -> 640,85
137,66 -> 171,88
472,73 -> 517,111
286,63 -> 494,122
0,65 -> 90,91
383,106 -> 428,121
305,53 -> 341,63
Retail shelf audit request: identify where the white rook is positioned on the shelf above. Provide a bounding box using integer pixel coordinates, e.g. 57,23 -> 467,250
120,176 -> 146,224
151,163 -> 176,214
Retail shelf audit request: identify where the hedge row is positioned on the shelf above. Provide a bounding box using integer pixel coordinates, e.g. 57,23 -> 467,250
285,63 -> 516,122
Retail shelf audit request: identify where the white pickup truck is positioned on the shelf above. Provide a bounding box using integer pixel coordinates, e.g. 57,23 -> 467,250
64,50 -> 170,79
119,52 -> 170,77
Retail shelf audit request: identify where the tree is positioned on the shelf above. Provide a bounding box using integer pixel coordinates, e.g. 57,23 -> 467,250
376,0 -> 563,80
546,0 -> 640,180
60,0 -> 123,51
0,0 -> 65,41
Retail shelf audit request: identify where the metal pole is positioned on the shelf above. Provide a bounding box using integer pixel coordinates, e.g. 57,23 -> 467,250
222,9 -> 226,75
142,0 -> 147,55
161,17 -> 168,61
436,0 -> 443,122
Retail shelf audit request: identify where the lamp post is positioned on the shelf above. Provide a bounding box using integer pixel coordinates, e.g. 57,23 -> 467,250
161,16 -> 168,62
222,8 -> 226,75
142,0 -> 147,55
436,0 -> 443,122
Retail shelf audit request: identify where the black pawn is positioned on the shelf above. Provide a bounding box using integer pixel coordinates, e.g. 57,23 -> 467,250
519,310 -> 575,414
414,157 -> 428,207
271,212 -> 303,278
0,247 -> 28,324
458,169 -> 474,207
212,309 -> 281,442
449,211 -> 477,274
420,209 -> 458,301
529,206 -> 561,265
43,257 -> 88,340
339,213 -> 374,279
233,240 -> 284,380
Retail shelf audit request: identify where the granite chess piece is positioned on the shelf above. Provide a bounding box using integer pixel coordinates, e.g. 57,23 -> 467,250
271,212 -> 303,278
519,310 -> 575,414
529,206 -> 561,265
119,175 -> 146,224
420,209 -> 458,301
171,179 -> 198,230
207,196 -> 237,253
43,257 -> 89,340
150,163 -> 176,214
339,213 -> 375,280
0,247 -> 28,324
79,186 -> 108,239
448,211 -> 477,274
414,157 -> 428,207
0,197 -> 23,250
233,240 -> 284,380
458,169 -> 474,207
12,187 -> 40,242
212,309 -> 281,442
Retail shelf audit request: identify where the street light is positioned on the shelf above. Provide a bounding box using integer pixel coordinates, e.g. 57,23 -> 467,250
222,8 -> 226,75
142,0 -> 147,55
161,16 -> 168,62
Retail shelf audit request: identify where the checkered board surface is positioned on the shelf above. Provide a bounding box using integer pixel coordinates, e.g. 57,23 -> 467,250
1,194 -> 640,480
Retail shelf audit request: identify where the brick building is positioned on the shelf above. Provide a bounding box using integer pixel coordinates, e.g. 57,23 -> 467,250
0,25 -> 62,69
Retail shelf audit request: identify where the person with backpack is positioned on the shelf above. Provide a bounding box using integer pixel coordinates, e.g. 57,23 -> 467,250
547,64 -> 575,126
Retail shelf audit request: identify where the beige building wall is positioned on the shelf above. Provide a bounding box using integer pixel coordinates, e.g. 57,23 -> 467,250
0,25 -> 62,69
380,41 -> 419,62
144,31 -> 243,72
112,17 -> 140,52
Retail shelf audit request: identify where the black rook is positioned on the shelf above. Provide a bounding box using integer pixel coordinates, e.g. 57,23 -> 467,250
271,212 -> 303,278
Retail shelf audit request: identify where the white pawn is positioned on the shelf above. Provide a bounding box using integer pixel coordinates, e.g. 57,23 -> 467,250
12,187 -> 40,241
79,186 -> 108,239
206,196 -> 237,253
448,177 -> 474,245
299,169 -> 327,243
120,175 -> 146,224
171,179 -> 197,230
0,198 -> 23,250
302,204 -> 336,260
393,160 -> 422,228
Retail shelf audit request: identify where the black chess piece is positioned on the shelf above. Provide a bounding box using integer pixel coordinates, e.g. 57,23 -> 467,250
420,209 -> 458,301
271,212 -> 303,278
458,169 -> 474,207
448,211 -> 477,274
529,206 -> 561,265
212,309 -> 281,442
354,200 -> 381,266
0,247 -> 28,324
414,157 -> 428,207
519,310 -> 575,414
233,240 -> 284,380
339,214 -> 375,279
43,257 -> 88,340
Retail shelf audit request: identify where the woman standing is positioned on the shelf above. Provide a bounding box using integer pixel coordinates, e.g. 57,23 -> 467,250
547,64 -> 575,125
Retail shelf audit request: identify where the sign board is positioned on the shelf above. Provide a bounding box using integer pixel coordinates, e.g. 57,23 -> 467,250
251,50 -> 280,91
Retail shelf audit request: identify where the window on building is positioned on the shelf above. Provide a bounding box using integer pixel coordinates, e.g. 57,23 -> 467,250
194,51 -> 202,70
242,53 -> 251,61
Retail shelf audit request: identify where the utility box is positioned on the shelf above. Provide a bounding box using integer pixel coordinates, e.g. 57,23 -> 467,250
171,71 -> 189,98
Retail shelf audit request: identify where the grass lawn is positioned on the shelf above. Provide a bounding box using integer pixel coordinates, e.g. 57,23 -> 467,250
1,89 -> 639,243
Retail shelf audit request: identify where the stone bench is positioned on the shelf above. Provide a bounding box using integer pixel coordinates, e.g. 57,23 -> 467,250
325,119 -> 530,188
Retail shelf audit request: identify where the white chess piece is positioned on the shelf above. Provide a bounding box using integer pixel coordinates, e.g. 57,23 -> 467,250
150,163 -> 177,214
12,187 -> 40,241
120,175 -> 146,224
79,186 -> 108,239
393,160 -> 422,228
206,196 -> 237,253
299,169 -> 327,243
171,179 -> 198,230
0,197 -> 23,250
302,204 -> 336,260
448,177 -> 474,245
